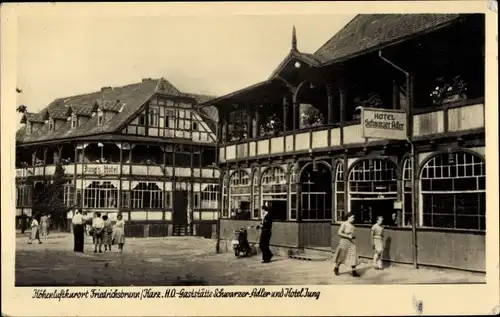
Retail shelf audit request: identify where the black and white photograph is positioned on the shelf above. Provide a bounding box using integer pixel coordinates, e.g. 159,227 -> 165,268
1,2 -> 498,316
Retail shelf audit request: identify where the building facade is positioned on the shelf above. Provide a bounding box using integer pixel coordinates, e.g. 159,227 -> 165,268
16,78 -> 220,237
202,14 -> 486,271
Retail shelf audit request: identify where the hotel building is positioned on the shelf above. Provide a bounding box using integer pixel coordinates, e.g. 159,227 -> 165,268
202,14 -> 486,271
16,78 -> 220,237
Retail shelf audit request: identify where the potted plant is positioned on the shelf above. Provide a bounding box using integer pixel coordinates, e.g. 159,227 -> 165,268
430,75 -> 468,105
300,105 -> 324,128
353,93 -> 384,120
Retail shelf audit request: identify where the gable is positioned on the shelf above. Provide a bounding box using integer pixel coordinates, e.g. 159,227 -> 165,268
121,95 -> 216,143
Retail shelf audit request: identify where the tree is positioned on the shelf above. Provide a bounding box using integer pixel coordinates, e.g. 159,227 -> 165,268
28,161 -> 69,230
16,105 -> 28,114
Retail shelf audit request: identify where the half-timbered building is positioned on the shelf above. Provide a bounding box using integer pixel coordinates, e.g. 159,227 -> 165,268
202,14 -> 486,271
16,78 -> 220,237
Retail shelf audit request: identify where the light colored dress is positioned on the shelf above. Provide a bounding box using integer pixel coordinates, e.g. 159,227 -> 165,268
112,219 -> 125,244
40,216 -> 48,236
333,221 -> 359,267
30,219 -> 40,241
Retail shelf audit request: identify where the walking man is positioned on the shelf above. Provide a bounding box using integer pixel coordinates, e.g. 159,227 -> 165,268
72,209 -> 85,252
258,205 -> 273,263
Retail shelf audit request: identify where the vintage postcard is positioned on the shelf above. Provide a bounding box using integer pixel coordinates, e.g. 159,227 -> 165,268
1,1 -> 498,316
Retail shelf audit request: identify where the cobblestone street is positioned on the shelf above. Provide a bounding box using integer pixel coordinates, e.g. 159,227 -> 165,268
15,232 -> 485,286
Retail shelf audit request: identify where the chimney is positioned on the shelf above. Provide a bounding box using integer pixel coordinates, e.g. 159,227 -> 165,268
142,78 -> 152,82
101,86 -> 112,92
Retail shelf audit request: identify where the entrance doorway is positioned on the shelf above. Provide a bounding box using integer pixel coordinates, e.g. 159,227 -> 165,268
173,190 -> 188,236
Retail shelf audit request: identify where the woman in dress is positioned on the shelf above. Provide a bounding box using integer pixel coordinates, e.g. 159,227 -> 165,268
40,215 -> 48,237
371,216 -> 385,270
333,212 -> 360,277
112,214 -> 126,253
102,215 -> 113,252
28,216 -> 42,244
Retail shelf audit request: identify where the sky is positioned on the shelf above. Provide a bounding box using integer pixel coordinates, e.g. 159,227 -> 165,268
16,14 -> 355,118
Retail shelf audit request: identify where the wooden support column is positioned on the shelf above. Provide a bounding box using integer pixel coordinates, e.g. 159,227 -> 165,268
43,148 -> 48,176
254,108 -> 261,138
283,97 -> 289,132
118,142 -> 123,211
246,105 -> 253,139
343,152 -> 349,219
73,143 -> 78,209
162,145 -> 166,221
327,84 -> 334,124
292,94 -> 299,131
339,87 -> 346,146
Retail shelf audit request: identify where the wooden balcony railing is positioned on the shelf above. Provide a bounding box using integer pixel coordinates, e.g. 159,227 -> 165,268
219,102 -> 485,163
16,163 -> 219,179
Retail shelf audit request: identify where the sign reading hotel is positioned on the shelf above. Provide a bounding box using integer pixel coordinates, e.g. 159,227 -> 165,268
83,164 -> 120,175
361,108 -> 407,140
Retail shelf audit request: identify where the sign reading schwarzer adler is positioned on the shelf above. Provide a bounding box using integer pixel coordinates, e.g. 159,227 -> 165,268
361,108 -> 407,140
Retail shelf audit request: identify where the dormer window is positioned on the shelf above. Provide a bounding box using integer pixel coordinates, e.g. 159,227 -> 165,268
71,114 -> 77,129
97,110 -> 104,125
26,122 -> 32,135
48,119 -> 54,132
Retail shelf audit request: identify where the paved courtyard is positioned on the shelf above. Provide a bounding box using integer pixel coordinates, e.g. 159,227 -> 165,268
15,232 -> 485,286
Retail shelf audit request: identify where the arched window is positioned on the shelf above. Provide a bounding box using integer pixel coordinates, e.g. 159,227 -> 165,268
83,181 -> 118,209
300,162 -> 332,221
348,159 -> 398,224
334,162 -> 345,222
251,169 -> 261,219
131,182 -> 163,209
420,151 -> 485,230
261,166 -> 287,221
229,170 -> 251,219
289,165 -> 298,220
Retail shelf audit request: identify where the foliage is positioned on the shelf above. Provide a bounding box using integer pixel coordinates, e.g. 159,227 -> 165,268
261,114 -> 282,136
430,75 -> 468,104
27,162 -> 69,229
16,105 -> 28,113
300,105 -> 324,128
354,93 -> 384,109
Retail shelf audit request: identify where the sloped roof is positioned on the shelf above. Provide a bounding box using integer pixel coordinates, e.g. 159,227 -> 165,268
202,14 -> 464,109
70,104 -> 96,117
16,78 -> 215,144
95,99 -> 122,112
268,50 -> 328,80
20,112 -> 46,124
315,14 -> 462,63
186,93 -> 219,132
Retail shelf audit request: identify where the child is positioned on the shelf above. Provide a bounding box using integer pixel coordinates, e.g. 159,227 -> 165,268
371,216 -> 385,270
102,215 -> 113,252
92,212 -> 104,253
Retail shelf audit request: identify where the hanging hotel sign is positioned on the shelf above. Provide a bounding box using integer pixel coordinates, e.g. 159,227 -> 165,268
361,108 -> 407,140
83,164 -> 120,175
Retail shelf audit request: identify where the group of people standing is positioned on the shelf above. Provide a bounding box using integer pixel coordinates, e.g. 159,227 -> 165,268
333,213 -> 386,277
71,210 -> 126,254
27,214 -> 51,244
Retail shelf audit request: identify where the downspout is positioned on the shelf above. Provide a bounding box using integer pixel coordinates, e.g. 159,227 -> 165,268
215,116 -> 222,254
378,50 -> 418,270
